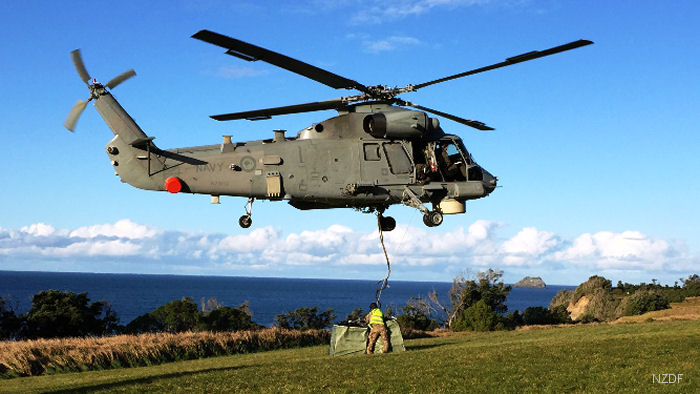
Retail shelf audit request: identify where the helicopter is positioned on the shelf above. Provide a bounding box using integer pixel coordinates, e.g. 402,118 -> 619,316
65,30 -> 592,231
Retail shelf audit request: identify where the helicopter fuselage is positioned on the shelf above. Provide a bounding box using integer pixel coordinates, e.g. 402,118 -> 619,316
97,93 -> 496,225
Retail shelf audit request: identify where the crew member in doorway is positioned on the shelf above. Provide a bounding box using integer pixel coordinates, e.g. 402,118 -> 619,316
365,302 -> 390,354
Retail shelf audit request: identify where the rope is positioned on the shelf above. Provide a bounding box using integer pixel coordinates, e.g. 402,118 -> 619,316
375,213 -> 391,307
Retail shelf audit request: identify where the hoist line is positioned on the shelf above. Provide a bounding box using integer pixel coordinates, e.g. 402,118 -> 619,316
375,212 -> 391,307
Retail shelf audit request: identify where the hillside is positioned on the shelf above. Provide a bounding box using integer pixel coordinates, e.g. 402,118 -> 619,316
2,319 -> 697,393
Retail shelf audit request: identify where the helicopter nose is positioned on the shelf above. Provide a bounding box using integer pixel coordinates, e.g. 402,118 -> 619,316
481,168 -> 498,194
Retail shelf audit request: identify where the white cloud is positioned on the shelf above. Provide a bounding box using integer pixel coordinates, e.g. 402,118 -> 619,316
553,231 -> 672,270
69,219 -> 160,239
364,36 -> 421,53
20,223 -> 56,237
501,227 -> 558,257
349,0 -> 497,24
0,220 -> 696,283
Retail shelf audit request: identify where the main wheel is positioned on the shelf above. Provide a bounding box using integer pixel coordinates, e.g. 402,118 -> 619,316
423,210 -> 443,227
380,216 -> 396,232
239,215 -> 252,228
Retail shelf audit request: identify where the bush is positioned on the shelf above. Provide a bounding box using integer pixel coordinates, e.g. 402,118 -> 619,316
449,269 -> 511,331
619,290 -> 670,316
396,301 -> 439,333
274,307 -> 336,330
584,288 -> 620,322
126,297 -> 201,334
337,308 -> 366,327
521,306 -> 572,326
202,306 -> 262,332
23,290 -> 119,339
453,300 -> 502,332
549,289 -> 574,309
0,298 -> 23,340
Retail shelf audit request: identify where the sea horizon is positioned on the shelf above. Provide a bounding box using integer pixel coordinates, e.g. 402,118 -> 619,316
0,270 -> 575,326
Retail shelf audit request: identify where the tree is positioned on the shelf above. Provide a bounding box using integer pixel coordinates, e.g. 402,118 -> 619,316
425,269 -> 511,331
0,297 -> 23,340
620,290 -> 670,316
24,290 -> 119,339
396,297 -> 439,332
202,306 -> 261,332
274,307 -> 336,330
149,297 -> 201,333
521,306 -> 572,325
127,297 -> 201,334
452,300 -> 500,332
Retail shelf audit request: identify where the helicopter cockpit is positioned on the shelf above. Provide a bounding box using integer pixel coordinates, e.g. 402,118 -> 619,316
415,136 -> 484,184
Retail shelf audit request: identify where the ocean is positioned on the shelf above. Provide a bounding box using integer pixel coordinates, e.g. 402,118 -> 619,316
0,271 -> 574,327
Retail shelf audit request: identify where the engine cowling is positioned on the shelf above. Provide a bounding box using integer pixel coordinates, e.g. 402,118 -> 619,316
363,110 -> 433,139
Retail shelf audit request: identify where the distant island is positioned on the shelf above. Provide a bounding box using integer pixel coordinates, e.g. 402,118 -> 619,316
513,276 -> 546,289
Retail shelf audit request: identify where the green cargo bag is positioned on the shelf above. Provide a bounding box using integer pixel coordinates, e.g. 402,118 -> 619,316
329,319 -> 405,356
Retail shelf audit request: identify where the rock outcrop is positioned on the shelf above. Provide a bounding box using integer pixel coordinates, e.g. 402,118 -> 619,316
513,276 -> 546,289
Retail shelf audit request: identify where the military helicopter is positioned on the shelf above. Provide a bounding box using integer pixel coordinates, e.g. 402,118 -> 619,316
65,30 -> 592,231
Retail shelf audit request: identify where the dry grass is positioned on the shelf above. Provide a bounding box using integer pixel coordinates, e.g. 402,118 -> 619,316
0,328 -> 329,378
613,296 -> 700,324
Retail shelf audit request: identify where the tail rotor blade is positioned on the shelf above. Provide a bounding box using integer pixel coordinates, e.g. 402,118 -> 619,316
106,69 -> 136,90
70,49 -> 91,86
64,99 -> 89,131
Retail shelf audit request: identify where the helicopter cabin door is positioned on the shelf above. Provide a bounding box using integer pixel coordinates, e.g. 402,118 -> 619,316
360,141 -> 414,186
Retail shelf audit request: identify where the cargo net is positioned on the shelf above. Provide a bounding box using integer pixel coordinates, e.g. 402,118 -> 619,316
375,212 -> 391,307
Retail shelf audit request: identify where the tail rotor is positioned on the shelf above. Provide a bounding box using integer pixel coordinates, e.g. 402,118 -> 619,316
64,49 -> 136,131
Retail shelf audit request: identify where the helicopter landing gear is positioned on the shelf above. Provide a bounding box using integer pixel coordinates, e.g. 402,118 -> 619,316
379,215 -> 396,232
239,197 -> 254,229
401,187 -> 443,228
423,210 -> 443,227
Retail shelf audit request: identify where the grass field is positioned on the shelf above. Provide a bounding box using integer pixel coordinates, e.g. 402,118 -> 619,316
1,319 -> 697,393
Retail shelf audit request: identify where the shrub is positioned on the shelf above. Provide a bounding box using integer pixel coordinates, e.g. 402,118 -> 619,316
274,307 -> 336,330
453,299 -> 502,332
396,300 -> 439,333
340,308 -> 365,326
0,298 -> 23,340
583,288 -> 620,322
126,297 -> 201,334
202,306 -> 261,332
23,290 -> 119,339
549,289 -> 574,309
572,276 -> 612,303
619,290 -> 670,316
521,306 -> 572,326
449,269 -> 511,331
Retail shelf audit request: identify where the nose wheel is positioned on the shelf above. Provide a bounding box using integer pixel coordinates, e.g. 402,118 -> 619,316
423,210 -> 443,227
238,197 -> 254,228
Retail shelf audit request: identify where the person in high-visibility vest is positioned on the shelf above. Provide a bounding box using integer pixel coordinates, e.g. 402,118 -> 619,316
365,302 -> 390,354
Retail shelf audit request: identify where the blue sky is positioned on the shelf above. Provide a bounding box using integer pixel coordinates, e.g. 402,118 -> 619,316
0,0 -> 698,285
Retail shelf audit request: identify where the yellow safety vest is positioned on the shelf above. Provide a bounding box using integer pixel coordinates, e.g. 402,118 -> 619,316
370,308 -> 384,326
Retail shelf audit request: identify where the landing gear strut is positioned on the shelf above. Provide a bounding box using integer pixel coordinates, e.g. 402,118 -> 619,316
239,197 -> 254,228
401,186 -> 444,228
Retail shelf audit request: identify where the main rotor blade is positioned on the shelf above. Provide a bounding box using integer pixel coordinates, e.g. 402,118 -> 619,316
192,30 -> 370,93
70,49 -> 91,86
106,69 -> 136,90
64,99 -> 89,131
211,98 -> 349,121
413,39 -> 593,90
404,101 -> 494,131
